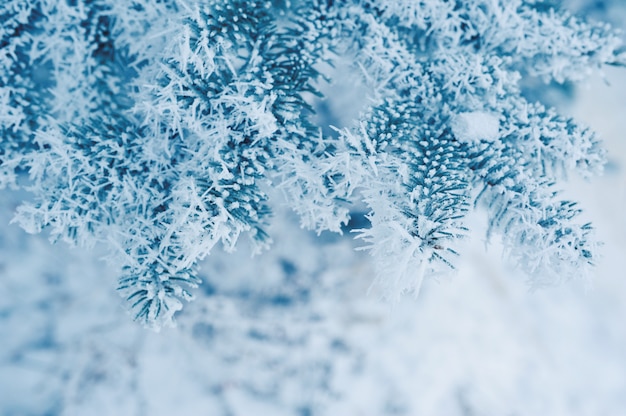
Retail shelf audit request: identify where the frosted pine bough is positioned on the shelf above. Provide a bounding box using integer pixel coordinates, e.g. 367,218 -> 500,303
0,0 -> 623,328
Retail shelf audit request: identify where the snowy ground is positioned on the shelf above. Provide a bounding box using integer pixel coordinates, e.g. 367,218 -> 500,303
2,21 -> 626,416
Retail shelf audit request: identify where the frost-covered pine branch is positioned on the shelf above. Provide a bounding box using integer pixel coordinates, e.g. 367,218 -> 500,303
1,0 -> 623,328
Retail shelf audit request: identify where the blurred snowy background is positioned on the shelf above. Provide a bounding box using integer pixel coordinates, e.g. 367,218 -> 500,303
2,2 -> 626,415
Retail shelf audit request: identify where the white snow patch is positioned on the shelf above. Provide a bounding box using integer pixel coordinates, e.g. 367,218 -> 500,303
450,111 -> 500,143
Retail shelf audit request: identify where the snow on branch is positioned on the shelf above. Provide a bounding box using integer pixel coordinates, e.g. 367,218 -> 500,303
1,0 -> 623,328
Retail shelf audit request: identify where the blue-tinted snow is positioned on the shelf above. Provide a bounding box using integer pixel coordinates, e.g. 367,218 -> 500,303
1,64 -> 626,415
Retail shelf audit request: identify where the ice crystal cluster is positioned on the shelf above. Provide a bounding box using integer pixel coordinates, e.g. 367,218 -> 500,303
1,0 -> 623,328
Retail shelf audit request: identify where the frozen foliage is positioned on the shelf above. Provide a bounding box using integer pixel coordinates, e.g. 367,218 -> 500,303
1,0 -> 624,328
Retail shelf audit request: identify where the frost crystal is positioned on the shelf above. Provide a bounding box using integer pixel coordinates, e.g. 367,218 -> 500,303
1,0 -> 623,328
